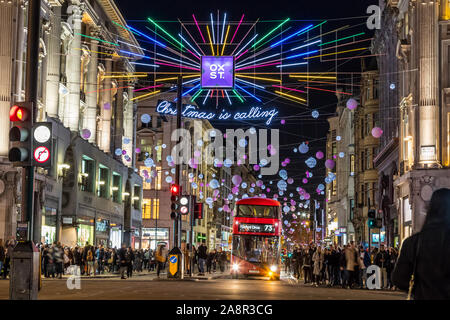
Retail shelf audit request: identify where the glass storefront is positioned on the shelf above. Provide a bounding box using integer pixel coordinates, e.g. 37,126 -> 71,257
41,207 -> 57,244
142,228 -> 169,250
232,235 -> 280,265
110,226 -> 122,249
77,219 -> 94,246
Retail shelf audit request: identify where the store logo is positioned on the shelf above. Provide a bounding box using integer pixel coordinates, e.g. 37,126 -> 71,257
367,5 -> 381,30
201,56 -> 234,89
66,265 -> 81,290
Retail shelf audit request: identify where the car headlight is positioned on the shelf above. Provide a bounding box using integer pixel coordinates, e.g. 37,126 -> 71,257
232,264 -> 239,271
270,265 -> 277,272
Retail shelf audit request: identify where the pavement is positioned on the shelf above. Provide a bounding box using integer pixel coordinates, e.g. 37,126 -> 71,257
0,272 -> 405,300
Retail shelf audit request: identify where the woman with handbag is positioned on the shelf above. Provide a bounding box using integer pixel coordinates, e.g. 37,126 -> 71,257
392,188 -> 450,300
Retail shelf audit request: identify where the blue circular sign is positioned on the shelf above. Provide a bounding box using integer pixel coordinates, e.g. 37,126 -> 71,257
169,256 -> 177,263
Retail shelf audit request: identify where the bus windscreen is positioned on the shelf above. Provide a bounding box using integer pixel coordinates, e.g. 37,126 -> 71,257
237,205 -> 278,218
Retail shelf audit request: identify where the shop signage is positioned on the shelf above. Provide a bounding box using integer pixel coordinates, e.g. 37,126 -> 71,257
62,217 -> 73,225
201,56 -> 234,89
156,100 -> 279,125
96,219 -> 109,232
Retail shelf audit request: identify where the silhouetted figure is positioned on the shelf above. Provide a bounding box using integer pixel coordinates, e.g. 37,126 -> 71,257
392,188 -> 450,299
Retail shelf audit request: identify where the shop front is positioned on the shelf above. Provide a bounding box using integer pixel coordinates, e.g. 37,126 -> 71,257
41,207 -> 57,244
109,224 -> 122,249
95,219 -> 110,246
77,218 -> 94,246
142,227 -> 169,250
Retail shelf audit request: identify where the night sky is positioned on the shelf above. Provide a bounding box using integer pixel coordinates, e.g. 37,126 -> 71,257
115,0 -> 379,199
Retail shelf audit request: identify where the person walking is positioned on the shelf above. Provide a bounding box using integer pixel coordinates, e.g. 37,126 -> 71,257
217,248 -> 227,273
197,243 -> 207,275
118,243 -> 128,279
126,247 -> 134,278
392,188 -> 450,300
302,247 -> 313,284
96,245 -> 105,275
375,244 -> 390,289
343,242 -> 358,289
312,246 -> 324,287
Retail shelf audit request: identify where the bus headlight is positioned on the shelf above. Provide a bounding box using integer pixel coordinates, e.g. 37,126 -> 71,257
232,264 -> 239,271
270,265 -> 277,272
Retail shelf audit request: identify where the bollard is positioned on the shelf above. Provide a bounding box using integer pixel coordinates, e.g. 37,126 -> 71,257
167,247 -> 184,279
9,241 -> 40,300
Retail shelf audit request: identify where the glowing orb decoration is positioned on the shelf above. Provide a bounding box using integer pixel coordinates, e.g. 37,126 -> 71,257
103,102 -> 111,110
122,150 -> 127,155
346,98 -> 358,110
135,148 -> 141,153
302,178 -> 308,184
318,184 -> 325,191
232,186 -> 239,194
390,83 -> 396,90
372,127 -> 383,138
115,148 -> 122,156
194,150 -> 201,158
324,177 -> 332,184
284,158 -> 290,164
141,114 -> 151,124
281,119 -> 286,124
197,140 -> 203,147
305,157 -> 317,168
311,110 -> 319,118
224,158 -> 233,167
123,138 -> 131,144
249,127 -> 256,134
339,152 -> 345,158
260,158 -> 268,167
293,148 -> 298,153
336,136 -> 341,141
299,142 -> 309,154
256,180 -> 263,187
241,182 -> 247,188
205,197 -> 213,205
81,129 -> 91,139
165,176 -> 173,183
277,180 -> 287,190
325,159 -> 335,169
232,175 -> 242,186
287,178 -> 294,184
191,182 -> 198,189
253,164 -> 260,171
283,206 -> 290,213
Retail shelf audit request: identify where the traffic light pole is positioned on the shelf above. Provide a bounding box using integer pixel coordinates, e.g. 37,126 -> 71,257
174,75 -> 182,249
23,0 -> 40,242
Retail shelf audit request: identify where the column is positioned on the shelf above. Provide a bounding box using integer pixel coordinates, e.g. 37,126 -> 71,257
123,85 -> 134,166
0,1 -> 16,156
45,5 -> 62,118
64,3 -> 82,132
98,50 -> 112,152
84,26 -> 100,143
417,0 -> 439,165
113,61 -> 125,158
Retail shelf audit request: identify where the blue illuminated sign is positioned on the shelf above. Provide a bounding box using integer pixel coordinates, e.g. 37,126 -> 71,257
156,100 -> 279,125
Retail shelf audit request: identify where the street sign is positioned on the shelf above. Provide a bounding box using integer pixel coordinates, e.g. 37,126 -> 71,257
31,122 -> 53,167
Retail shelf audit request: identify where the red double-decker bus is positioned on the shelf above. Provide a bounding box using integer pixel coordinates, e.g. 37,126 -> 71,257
231,197 -> 281,280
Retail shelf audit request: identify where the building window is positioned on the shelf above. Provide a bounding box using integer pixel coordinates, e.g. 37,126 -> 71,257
142,199 -> 151,219
366,86 -> 371,101
133,185 -> 141,210
365,114 -> 370,136
365,148 -> 371,170
403,197 -> 412,223
361,151 -> 365,172
366,183 -> 371,207
153,166 -> 162,190
97,165 -> 110,199
157,116 -> 162,128
332,179 -> 337,196
140,166 -> 152,190
361,185 -> 365,206
350,154 -> 355,175
112,172 -> 122,203
152,199 -> 160,219
80,156 -> 95,192
350,199 -> 355,221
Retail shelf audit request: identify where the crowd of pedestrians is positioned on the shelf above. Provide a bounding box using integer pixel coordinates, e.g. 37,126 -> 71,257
283,241 -> 398,290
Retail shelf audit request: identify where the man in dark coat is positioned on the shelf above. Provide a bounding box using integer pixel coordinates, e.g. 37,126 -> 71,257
197,243 -> 207,275
392,188 -> 450,299
118,243 -> 128,279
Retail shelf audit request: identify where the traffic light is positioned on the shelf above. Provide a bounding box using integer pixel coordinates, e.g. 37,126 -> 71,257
178,195 -> 192,215
9,102 -> 33,166
194,202 -> 203,220
368,209 -> 376,228
31,122 -> 53,167
170,184 -> 180,219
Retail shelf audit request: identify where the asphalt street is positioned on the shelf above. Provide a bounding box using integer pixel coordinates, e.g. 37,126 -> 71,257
0,276 -> 404,300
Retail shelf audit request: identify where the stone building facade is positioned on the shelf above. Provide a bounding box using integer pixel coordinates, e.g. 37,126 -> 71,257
0,0 -> 143,248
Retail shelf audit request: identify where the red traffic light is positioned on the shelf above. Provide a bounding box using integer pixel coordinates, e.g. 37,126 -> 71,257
10,105 -> 29,122
170,184 -> 180,196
